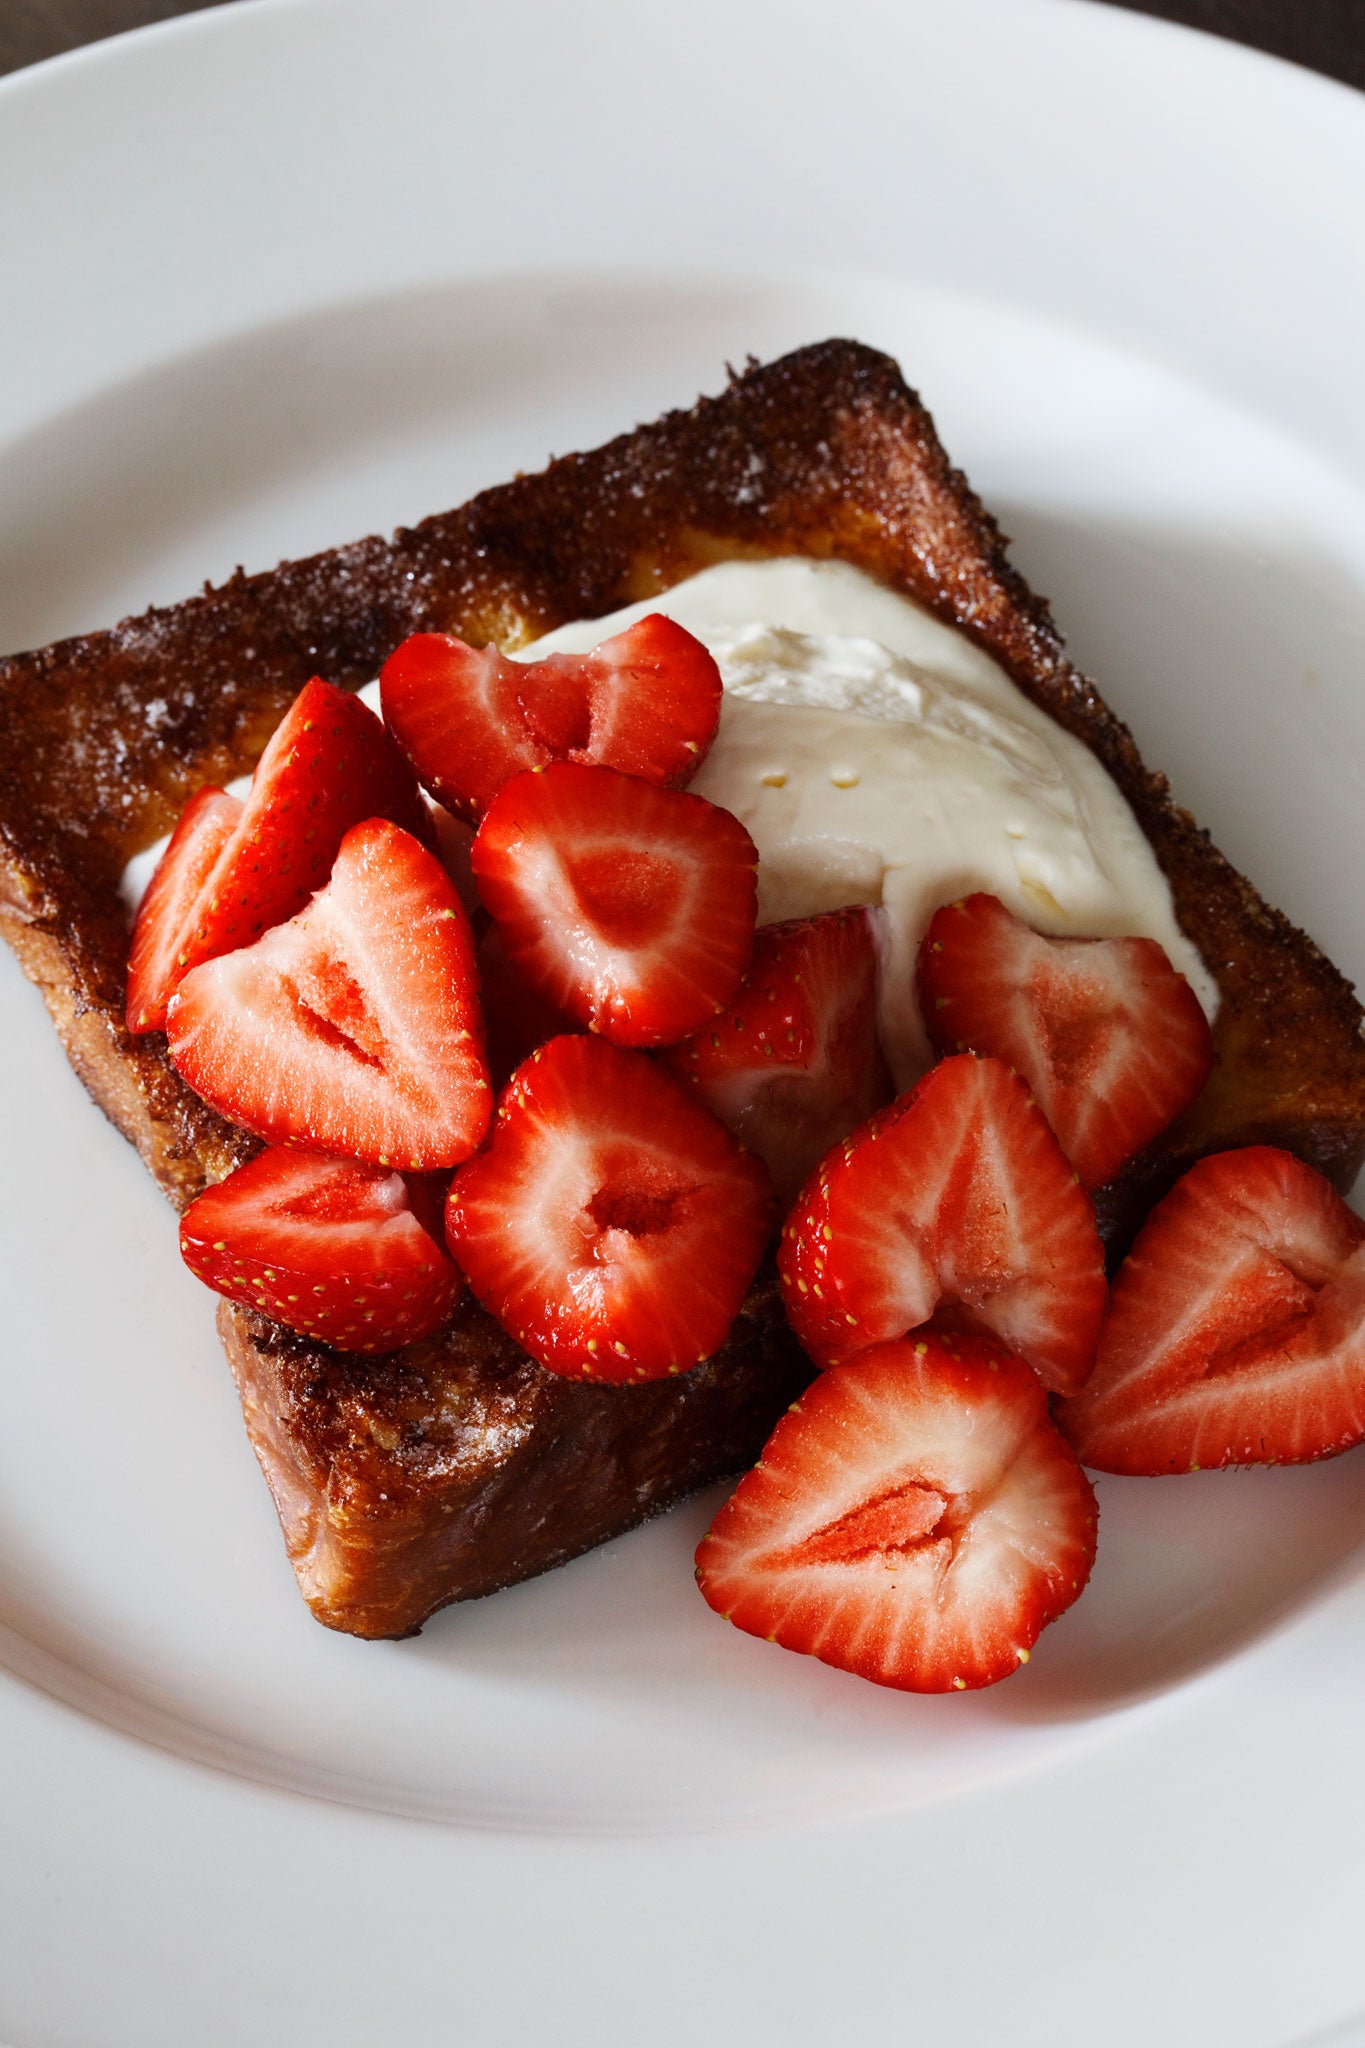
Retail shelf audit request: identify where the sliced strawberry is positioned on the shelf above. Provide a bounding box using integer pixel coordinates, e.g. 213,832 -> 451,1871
472,763 -> 758,1048
476,924 -> 572,1090
779,1053 -> 1106,1394
917,892 -> 1213,1189
180,1147 -> 461,1352
659,907 -> 893,1209
380,612 -> 723,823
126,676 -> 428,1033
126,786 -> 244,1033
167,819 -> 490,1169
1057,1146 -> 1365,1473
695,1330 -> 1097,1692
445,1034 -> 774,1382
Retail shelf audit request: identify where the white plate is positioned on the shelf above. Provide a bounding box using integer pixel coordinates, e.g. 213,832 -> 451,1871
4,1 -> 1365,2041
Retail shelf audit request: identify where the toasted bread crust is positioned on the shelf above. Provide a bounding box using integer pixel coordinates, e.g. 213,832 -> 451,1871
4,340 -> 1363,1634
217,1269 -> 803,1639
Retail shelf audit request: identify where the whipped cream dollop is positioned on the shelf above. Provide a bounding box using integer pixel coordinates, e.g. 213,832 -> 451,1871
522,557 -> 1216,1087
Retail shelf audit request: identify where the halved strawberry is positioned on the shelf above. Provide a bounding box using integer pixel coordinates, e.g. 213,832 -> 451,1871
779,1053 -> 1106,1395
126,786 -> 244,1033
445,1034 -> 774,1382
167,819 -> 490,1169
471,763 -> 758,1048
917,892 -> 1213,1189
695,1330 -> 1097,1692
380,612 -> 723,823
126,676 -> 428,1033
659,907 -> 893,1208
180,1147 -> 461,1352
1057,1146 -> 1365,1473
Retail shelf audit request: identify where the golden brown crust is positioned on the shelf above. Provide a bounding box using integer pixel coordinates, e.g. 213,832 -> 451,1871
218,1269 -> 806,1639
3,339 -> 1363,1635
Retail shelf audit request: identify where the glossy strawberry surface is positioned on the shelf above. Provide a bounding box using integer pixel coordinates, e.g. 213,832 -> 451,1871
380,612 -> 722,823
126,786 -> 243,1034
472,763 -> 758,1048
446,1034 -> 774,1382
660,907 -> 892,1209
168,820 -> 490,1169
917,892 -> 1213,1189
696,1330 -> 1097,1692
127,677 -> 427,1032
1059,1146 -> 1365,1473
180,1147 -> 461,1352
779,1054 -> 1107,1395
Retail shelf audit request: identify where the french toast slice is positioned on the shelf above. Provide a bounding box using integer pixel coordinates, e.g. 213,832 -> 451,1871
3,339 -> 1364,1639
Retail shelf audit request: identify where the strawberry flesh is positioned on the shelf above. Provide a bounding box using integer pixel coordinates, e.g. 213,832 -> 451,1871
660,907 -> 893,1209
126,786 -> 244,1033
695,1329 -> 1098,1692
1058,1146 -> 1365,1472
445,1034 -> 774,1382
917,892 -> 1213,1189
779,1053 -> 1107,1395
180,1148 -> 461,1352
472,762 -> 758,1048
127,676 -> 428,1033
167,819 -> 490,1169
380,612 -> 723,823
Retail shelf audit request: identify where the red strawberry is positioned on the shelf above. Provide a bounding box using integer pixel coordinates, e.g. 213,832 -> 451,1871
380,612 -> 722,823
445,1034 -> 774,1382
471,763 -> 758,1048
659,907 -> 893,1209
167,819 -> 490,1169
180,1148 -> 461,1352
127,676 -> 428,1033
126,786 -> 244,1033
1058,1146 -> 1365,1473
779,1054 -> 1106,1395
917,892 -> 1213,1189
695,1330 -> 1097,1692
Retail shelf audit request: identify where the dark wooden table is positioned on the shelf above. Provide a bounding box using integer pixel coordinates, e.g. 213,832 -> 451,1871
2,0 -> 1364,90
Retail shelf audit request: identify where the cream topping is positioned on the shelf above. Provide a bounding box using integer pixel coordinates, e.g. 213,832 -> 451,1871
523,558 -> 1215,1087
